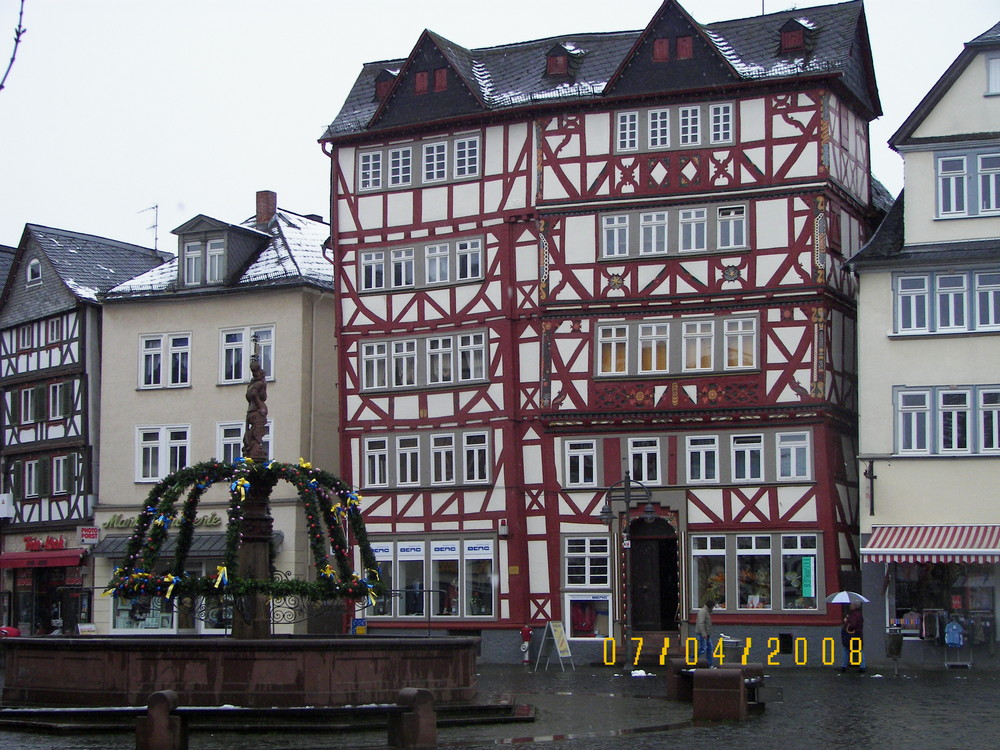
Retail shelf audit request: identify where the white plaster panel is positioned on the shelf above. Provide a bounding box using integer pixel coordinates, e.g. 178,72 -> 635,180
784,141 -> 818,179
396,523 -> 425,532
777,486 -> 817,522
392,394 -> 422,420
522,444 -> 544,484
528,539 -> 551,590
739,99 -> 765,142
688,489 -> 723,524
517,245 -> 539,283
520,347 -> 540,382
586,162 -> 609,195
563,215 -> 597,261
485,127 -> 506,175
526,516 -> 548,535
507,123 -> 528,167
754,200 -> 789,249
507,176 -> 528,210
452,182 -> 480,218
355,197 -> 384,232
585,114 -> 610,155
549,132 -> 580,159
742,147 -> 766,182
484,180 -> 503,214
677,260 -> 708,291
385,192 -> 411,227
543,167 -> 569,201
425,392 -> 453,419
421,187 -> 449,223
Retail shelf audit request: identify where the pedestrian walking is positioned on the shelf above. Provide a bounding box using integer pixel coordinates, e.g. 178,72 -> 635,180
696,598 -> 715,663
840,600 -> 866,672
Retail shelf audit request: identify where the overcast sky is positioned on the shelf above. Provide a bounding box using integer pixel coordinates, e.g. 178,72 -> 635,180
0,0 -> 996,251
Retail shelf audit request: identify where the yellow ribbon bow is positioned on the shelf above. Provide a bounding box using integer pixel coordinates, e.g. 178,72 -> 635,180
215,565 -> 228,589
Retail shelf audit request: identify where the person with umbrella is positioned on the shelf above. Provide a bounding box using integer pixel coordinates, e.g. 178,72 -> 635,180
840,599 -> 866,673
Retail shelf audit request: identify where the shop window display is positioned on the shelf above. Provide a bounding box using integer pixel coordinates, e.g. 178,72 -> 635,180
692,535 -> 726,609
737,535 -> 771,609
566,593 -> 611,638
781,535 -> 817,609
891,562 -> 995,641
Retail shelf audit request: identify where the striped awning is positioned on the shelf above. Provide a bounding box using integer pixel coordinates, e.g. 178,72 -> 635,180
862,525 -> 1000,564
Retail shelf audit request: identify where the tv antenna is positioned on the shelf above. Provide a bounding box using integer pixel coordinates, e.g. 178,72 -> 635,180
139,204 -> 159,251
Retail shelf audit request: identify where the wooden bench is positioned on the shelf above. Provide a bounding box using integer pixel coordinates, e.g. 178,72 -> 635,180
665,660 -> 781,721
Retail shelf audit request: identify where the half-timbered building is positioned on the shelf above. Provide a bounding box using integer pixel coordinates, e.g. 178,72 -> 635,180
323,0 -> 883,662
90,191 -> 339,635
0,226 -> 166,634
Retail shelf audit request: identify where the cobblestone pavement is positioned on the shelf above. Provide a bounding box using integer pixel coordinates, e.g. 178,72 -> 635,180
3,663 -> 1000,749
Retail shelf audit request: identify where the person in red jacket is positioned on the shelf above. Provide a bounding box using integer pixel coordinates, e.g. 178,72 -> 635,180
840,601 -> 866,673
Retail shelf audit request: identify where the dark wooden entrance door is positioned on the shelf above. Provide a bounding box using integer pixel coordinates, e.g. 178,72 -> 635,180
628,518 -> 679,631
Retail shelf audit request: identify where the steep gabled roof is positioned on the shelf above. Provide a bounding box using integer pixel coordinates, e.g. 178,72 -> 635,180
0,245 -> 15,294
105,209 -> 332,299
1,225 -> 165,306
890,20 -> 1000,149
323,0 -> 878,140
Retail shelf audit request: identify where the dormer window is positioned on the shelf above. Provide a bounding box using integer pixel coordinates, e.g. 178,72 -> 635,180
183,242 -> 203,286
547,52 -> 568,76
780,20 -> 807,52
676,36 -> 694,60
652,37 -> 670,63
26,258 -> 41,286
183,238 -> 225,286
374,69 -> 397,102
415,71 -> 429,95
206,239 -> 225,283
433,68 -> 448,92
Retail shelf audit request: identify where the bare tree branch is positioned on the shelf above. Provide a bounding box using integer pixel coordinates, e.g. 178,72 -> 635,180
0,0 -> 27,94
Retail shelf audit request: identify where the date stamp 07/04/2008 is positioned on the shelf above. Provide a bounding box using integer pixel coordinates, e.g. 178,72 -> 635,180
601,636 -> 865,667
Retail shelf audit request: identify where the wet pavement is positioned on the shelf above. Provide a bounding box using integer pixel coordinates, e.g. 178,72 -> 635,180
4,662 -> 1000,749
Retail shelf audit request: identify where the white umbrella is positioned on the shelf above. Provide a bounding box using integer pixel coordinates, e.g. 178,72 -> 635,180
825,590 -> 870,604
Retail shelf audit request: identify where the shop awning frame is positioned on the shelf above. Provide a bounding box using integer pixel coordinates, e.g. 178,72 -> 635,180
91,531 -> 284,559
0,550 -> 86,569
862,524 -> 1000,564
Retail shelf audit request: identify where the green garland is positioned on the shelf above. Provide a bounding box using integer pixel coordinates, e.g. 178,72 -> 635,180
106,458 -> 384,604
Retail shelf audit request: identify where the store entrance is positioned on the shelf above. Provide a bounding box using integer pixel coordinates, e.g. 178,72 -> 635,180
14,567 -> 90,635
628,518 -> 679,631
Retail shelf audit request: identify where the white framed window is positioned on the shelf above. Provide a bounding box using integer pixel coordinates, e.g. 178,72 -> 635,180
977,272 -> 1000,329
679,208 -> 706,252
679,106 -> 701,145
206,239 -> 225,284
427,337 -> 454,385
617,111 -> 638,151
692,535 -> 727,610
391,248 -> 414,288
463,432 -> 489,483
936,274 -> 967,330
686,436 -> 718,483
220,326 -> 273,383
141,335 -> 164,388
724,317 -> 756,369
455,137 -> 479,177
717,206 -> 746,249
565,440 -> 596,487
20,387 -> 35,425
397,436 -> 420,486
648,109 -> 670,148
458,332 -> 486,381
898,391 -> 930,453
682,319 -> 714,371
937,156 -> 967,216
602,215 -> 629,258
389,147 -> 411,187
26,258 -> 41,286
897,276 -> 929,332
48,382 -> 67,420
183,242 -> 203,286
566,537 -> 610,586
710,103 -> 733,143
365,437 -> 389,487
640,212 -> 668,255
47,317 -> 63,343
777,432 -> 810,480
981,390 -> 1000,453
457,239 -> 482,280
781,535 -> 818,610
597,325 -> 628,375
24,460 -> 39,498
431,434 -> 455,484
989,55 -> 1000,95
737,535 -> 772,610
359,151 -> 383,190
425,244 -> 450,284
629,437 -> 660,484
638,323 -> 669,374
939,390 -> 971,453
392,340 -> 417,387
980,154 -> 1000,213
362,342 -> 388,390
217,421 -> 272,464
52,455 -> 71,495
360,250 -> 385,291
17,323 -> 32,350
565,592 -> 612,639
423,142 -> 447,182
731,434 -> 763,482
137,426 -> 190,482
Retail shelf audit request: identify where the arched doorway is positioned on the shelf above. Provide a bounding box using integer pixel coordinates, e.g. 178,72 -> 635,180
628,517 -> 679,632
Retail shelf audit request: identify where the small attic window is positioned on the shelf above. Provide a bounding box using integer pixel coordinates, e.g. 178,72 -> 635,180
26,258 -> 41,286
433,68 -> 448,92
415,71 -> 429,95
652,37 -> 670,63
546,44 -> 569,76
676,36 -> 693,60
780,20 -> 806,52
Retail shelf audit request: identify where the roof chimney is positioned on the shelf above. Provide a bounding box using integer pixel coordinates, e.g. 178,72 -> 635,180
256,190 -> 277,229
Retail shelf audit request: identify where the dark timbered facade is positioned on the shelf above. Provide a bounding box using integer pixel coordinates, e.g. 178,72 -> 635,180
0,225 -> 165,634
323,0 -> 884,661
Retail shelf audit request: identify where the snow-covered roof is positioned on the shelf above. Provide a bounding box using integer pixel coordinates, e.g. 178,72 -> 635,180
106,210 -> 332,298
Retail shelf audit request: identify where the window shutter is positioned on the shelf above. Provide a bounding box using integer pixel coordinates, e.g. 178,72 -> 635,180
38,459 -> 50,497
9,391 -> 19,425
62,380 -> 74,417
12,462 -> 22,500
652,37 -> 670,62
66,454 -> 78,493
33,385 -> 46,421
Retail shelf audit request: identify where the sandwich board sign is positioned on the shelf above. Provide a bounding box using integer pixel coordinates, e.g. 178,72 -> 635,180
534,620 -> 575,671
